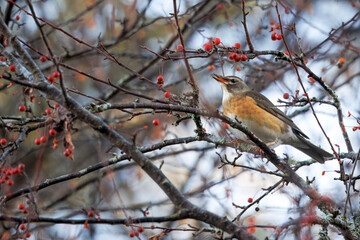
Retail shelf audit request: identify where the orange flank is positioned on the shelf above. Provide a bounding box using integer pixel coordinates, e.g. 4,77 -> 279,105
222,95 -> 289,140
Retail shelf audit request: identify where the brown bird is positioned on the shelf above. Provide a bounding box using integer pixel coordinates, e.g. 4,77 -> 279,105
212,74 -> 332,163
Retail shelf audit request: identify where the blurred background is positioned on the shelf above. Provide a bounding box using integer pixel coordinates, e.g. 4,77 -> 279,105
0,0 -> 359,239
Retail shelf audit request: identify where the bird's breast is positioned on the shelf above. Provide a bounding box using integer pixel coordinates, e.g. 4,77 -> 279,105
223,95 -> 290,143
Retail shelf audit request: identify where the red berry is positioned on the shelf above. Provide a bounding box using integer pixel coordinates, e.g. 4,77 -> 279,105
283,93 -> 289,99
25,232 -> 31,238
40,136 -> 47,143
134,232 -> 139,236
152,119 -> 159,126
45,109 -> 52,115
54,103 -> 59,108
207,65 -> 215,71
157,75 -> 163,81
47,75 -> 55,83
177,45 -> 183,51
138,226 -> 144,233
216,3 -> 224,10
214,38 -> 221,45
18,203 -> 25,210
271,32 -> 277,41
248,198 -> 253,203
234,54 -> 241,62
64,150 -> 70,157
233,43 -> 241,49
9,65 -> 16,72
15,15 -> 20,21
285,51 -> 290,56
19,223 -> 26,231
39,56 -> 47,62
66,147 -> 73,154
229,53 -> 235,60
49,129 -> 57,136
34,138 -> 41,145
87,210 -> 95,217
19,105 -> 26,112
7,179 -> 14,186
53,71 -> 60,78
204,43 -> 212,51
277,34 -> 283,40
240,54 -> 247,61
0,56 -> 4,61
0,138 -> 7,145
129,232 -> 135,238
164,92 -> 170,98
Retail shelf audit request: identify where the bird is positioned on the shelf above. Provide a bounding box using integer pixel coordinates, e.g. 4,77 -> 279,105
212,74 -> 332,163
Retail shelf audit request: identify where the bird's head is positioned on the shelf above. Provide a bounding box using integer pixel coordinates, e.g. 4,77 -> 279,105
212,74 -> 250,97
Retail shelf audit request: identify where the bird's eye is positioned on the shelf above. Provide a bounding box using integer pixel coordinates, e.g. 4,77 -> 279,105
230,79 -> 236,83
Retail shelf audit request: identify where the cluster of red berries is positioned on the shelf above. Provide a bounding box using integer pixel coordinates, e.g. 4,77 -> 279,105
63,147 -> 73,157
269,23 -> 283,41
203,38 -> 247,63
156,75 -> 164,87
17,213 -> 31,238
228,52 -> 247,62
34,136 -> 47,145
47,71 -> 61,84
129,226 -> 145,238
0,163 -> 25,186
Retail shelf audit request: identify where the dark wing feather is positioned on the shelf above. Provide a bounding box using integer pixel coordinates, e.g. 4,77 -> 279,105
244,91 -> 309,139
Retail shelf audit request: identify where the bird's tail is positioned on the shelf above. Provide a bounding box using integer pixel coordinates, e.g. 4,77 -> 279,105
292,137 -> 333,163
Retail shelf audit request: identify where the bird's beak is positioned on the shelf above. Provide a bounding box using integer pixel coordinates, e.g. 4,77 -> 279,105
212,74 -> 228,84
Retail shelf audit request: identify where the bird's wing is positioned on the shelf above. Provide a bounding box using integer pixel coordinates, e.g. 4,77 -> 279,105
244,91 -> 309,139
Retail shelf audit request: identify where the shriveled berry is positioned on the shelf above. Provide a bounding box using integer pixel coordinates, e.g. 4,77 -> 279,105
87,210 -> 95,217
204,43 -> 212,51
19,105 -> 26,112
18,163 -> 25,171
207,65 -> 215,71
0,138 -> 7,145
152,119 -> 159,126
214,38 -> 221,45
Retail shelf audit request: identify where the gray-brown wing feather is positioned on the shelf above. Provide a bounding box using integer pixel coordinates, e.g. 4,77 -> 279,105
244,91 -> 309,139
